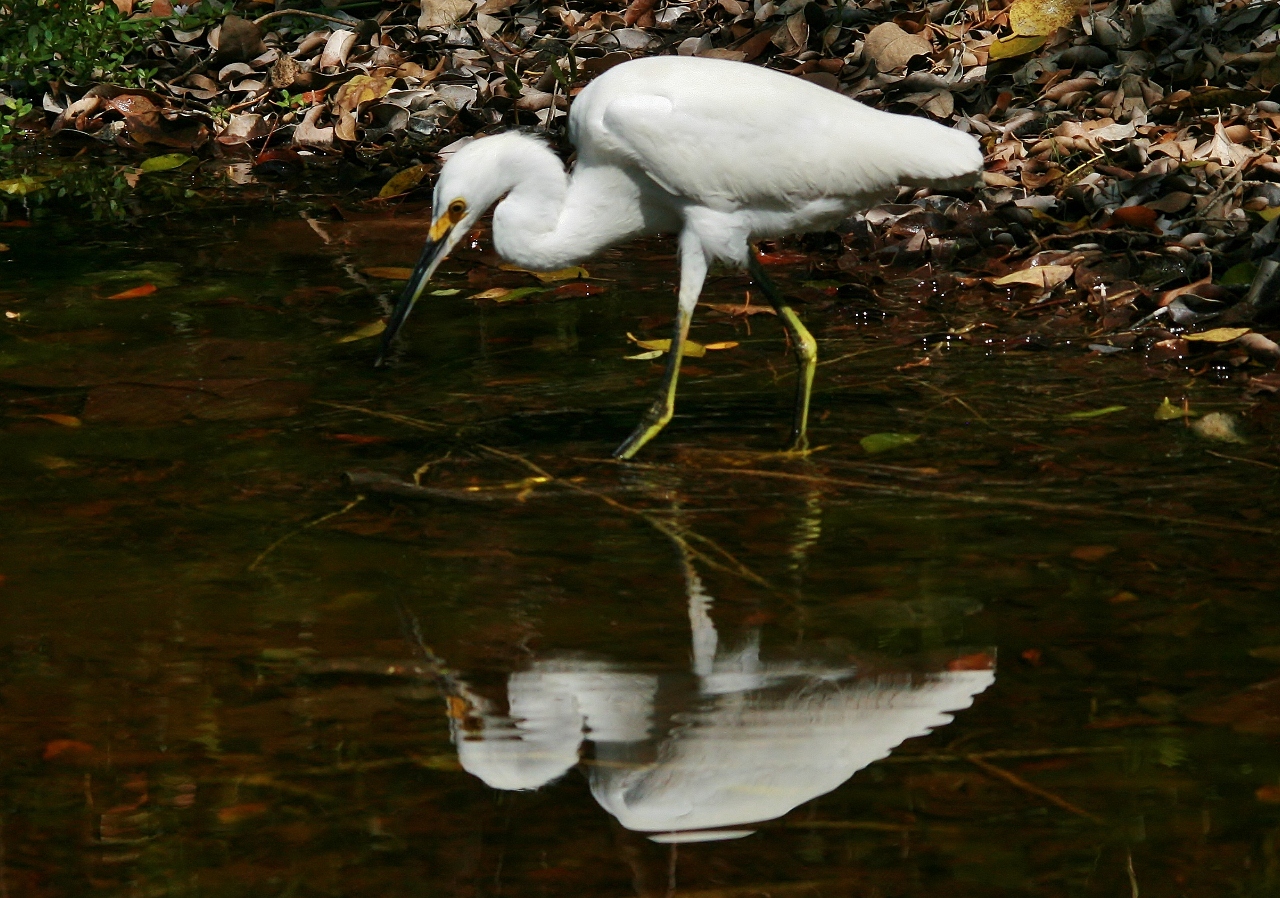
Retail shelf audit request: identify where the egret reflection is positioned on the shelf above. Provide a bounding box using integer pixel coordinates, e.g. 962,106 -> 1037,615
447,555 -> 994,842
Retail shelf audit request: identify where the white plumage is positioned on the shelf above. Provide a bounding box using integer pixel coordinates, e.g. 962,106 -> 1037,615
378,56 -> 984,457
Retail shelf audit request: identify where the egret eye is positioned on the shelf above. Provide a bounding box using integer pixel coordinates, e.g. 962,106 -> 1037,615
448,199 -> 467,220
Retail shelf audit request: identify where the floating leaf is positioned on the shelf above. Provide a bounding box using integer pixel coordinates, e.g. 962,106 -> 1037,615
860,432 -> 921,454
988,33 -> 1049,60
703,341 -> 740,351
1062,405 -> 1126,419
108,283 -> 158,300
33,414 -> 81,427
990,265 -> 1074,289
363,267 -> 413,280
1184,327 -> 1252,343
139,153 -> 193,173
431,288 -> 460,296
469,286 -> 546,302
378,163 -> 431,198
1154,397 -> 1197,421
625,333 -> 706,357
1191,412 -> 1247,444
336,320 -> 387,343
625,350 -> 664,361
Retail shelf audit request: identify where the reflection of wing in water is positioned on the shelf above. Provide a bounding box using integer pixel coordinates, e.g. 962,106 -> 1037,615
591,667 -> 994,837
449,553 -> 994,839
454,662 -> 657,791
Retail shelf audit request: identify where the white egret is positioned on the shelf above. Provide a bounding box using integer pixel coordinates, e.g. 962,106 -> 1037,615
376,55 -> 984,457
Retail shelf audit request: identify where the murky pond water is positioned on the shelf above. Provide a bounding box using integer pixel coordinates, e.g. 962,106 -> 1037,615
2,189 -> 1280,897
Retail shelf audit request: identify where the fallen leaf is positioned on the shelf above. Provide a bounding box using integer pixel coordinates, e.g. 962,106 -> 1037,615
859,432 -> 921,454
1184,327 -> 1252,343
1258,785 -> 1280,803
703,341 -> 740,351
1061,405 -> 1126,419
946,652 -> 995,671
499,264 -> 589,282
336,320 -> 387,343
1009,0 -> 1076,35
1070,545 -> 1115,562
704,302 -> 777,317
990,265 -> 1074,289
626,333 -> 707,357
1190,412 -> 1247,444
625,349 -> 664,360
550,282 -> 607,298
1108,205 -> 1159,231
362,267 -> 413,280
217,803 -> 269,825
33,414 -> 81,427
108,284 -> 158,300
863,22 -> 932,72
988,33 -> 1049,60
419,0 -> 473,28
378,164 -> 431,199
1154,397 -> 1196,420
139,153 -> 193,173
44,740 -> 94,761
470,286 -> 546,303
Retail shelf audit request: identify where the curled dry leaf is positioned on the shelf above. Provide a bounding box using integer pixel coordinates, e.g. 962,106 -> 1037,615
990,265 -> 1074,290
863,23 -> 931,73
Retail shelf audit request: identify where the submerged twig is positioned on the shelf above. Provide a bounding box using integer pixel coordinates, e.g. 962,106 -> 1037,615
249,494 -> 365,571
608,461 -> 1278,537
313,400 -> 446,432
966,754 -> 1104,824
478,445 -> 772,588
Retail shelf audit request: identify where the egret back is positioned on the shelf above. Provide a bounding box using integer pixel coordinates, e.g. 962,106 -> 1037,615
570,56 -> 982,213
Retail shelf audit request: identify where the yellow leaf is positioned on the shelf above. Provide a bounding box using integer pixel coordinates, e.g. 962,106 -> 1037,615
1184,327 -> 1252,343
33,414 -> 82,427
625,333 -> 706,357
333,74 -> 392,114
500,263 -> 589,282
378,164 -> 431,199
336,320 -> 387,343
990,265 -> 1074,289
362,267 -> 414,280
470,287 -> 512,300
987,33 -> 1048,60
1258,206 -> 1280,221
1009,0 -> 1076,36
703,341 -> 740,351
1154,397 -> 1196,420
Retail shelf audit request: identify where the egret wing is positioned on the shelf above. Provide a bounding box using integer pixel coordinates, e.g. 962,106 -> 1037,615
571,58 -> 980,211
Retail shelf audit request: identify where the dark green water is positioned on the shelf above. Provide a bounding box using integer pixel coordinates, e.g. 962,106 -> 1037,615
2,196 -> 1279,897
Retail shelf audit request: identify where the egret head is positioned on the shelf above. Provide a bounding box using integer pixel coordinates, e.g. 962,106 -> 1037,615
375,134 -> 545,365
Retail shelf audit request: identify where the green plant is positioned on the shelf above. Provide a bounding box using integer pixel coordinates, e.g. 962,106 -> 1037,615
0,96 -> 32,152
0,0 -> 164,88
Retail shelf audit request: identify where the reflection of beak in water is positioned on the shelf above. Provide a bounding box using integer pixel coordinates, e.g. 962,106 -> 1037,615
447,557 -> 995,843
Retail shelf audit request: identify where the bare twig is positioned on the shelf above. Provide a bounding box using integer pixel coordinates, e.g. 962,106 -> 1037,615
313,400 -> 446,431
478,445 -> 772,588
253,9 -> 361,27
967,754 -> 1104,824
249,494 -> 365,571
605,461 -> 1278,537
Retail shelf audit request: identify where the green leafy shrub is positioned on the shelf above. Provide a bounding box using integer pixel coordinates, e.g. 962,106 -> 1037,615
0,0 -> 162,88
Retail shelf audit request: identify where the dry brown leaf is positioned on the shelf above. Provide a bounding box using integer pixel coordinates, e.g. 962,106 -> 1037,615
419,0 -> 473,28
990,265 -> 1074,290
864,22 -> 931,73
